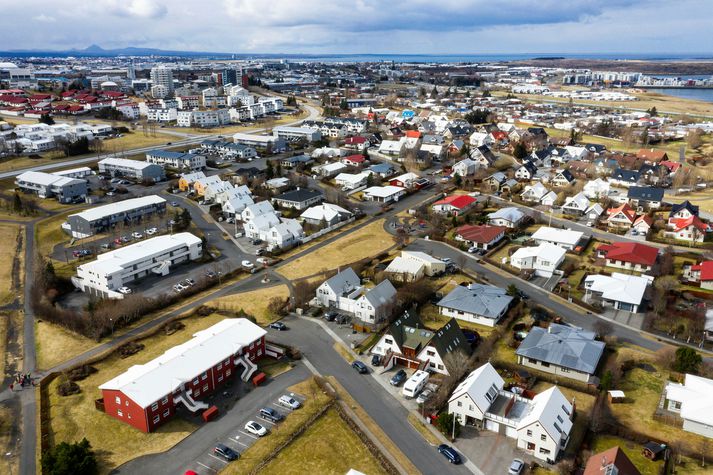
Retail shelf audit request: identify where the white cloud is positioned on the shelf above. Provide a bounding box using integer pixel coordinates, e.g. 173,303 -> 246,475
104,0 -> 168,19
33,14 -> 56,22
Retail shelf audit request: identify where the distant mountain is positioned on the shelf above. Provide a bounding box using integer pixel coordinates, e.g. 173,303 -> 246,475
1,44 -> 237,58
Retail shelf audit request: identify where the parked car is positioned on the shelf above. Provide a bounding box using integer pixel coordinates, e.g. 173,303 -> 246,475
508,459 -> 525,475
173,283 -> 186,292
259,407 -> 283,422
241,260 -> 254,269
323,311 -> 337,322
256,257 -> 269,266
467,246 -> 479,253
351,361 -> 368,374
251,238 -> 263,245
255,248 -> 266,256
213,444 -> 239,461
146,227 -> 158,235
437,444 -> 461,464
244,420 -> 268,437
416,388 -> 433,405
371,354 -> 381,366
170,201 -> 179,207
278,395 -> 301,410
120,235 -> 131,243
269,321 -> 287,331
205,270 -> 217,278
390,369 -> 407,386
100,243 -> 111,250
113,238 -> 123,245
117,286 -> 132,295
132,231 -> 143,239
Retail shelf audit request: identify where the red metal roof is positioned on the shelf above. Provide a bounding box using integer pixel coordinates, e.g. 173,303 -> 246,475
597,242 -> 659,266
344,154 -> 365,163
693,261 -> 713,281
434,194 -> 476,210
455,224 -> 507,243
670,215 -> 709,233
606,203 -> 636,222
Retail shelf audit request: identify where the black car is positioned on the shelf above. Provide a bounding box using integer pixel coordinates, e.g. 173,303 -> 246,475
214,443 -> 239,461
269,321 -> 287,331
336,314 -> 351,324
259,407 -> 284,422
324,311 -> 337,322
390,369 -> 407,386
438,444 -> 461,464
351,361 -> 368,374
371,354 -> 381,366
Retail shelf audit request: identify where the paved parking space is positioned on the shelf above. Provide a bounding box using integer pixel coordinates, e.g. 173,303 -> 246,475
455,427 -> 537,475
181,391 -> 307,474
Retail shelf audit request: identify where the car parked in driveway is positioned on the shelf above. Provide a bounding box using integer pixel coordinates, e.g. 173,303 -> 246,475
214,444 -> 239,461
132,231 -> 143,239
269,321 -> 287,331
416,388 -> 433,405
259,407 -> 283,422
244,420 -> 268,437
390,369 -> 407,386
508,458 -> 525,474
323,311 -> 337,322
437,444 -> 461,464
351,360 -> 368,374
278,395 -> 301,410
241,260 -> 254,269
371,354 -> 381,366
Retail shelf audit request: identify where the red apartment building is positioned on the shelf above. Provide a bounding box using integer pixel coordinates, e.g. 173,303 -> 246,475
98,318 -> 267,432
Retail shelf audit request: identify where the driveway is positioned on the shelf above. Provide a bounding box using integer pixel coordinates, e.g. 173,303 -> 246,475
455,427 -> 537,475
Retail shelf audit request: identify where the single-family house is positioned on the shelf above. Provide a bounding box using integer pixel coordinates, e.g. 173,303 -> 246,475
606,203 -> 637,229
583,178 -> 610,199
335,172 -> 370,191
551,169 -> 576,187
362,185 -> 406,203
437,283 -> 513,327
662,374 -> 713,439
484,172 -> 507,191
596,242 -> 658,273
633,215 -> 652,235
488,207 -> 526,229
470,145 -> 497,168
683,260 -> 713,290
432,195 -> 477,216
561,192 -> 590,216
516,323 -> 605,384
540,191 -> 558,207
520,182 -> 549,203
584,273 -> 650,313
390,172 -> 420,189
452,158 -> 479,177
342,154 -> 367,167
515,162 -> 538,181
299,203 -> 352,226
510,243 -> 566,278
400,251 -> 446,276
272,188 -> 323,211
585,204 -> 604,221
637,148 -> 668,163
455,225 -> 507,250
627,187 -> 664,210
666,215 -> 709,243
583,447 -> 642,475
531,226 -> 585,251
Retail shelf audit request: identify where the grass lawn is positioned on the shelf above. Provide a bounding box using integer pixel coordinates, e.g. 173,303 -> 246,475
590,435 -> 664,475
45,313 -> 236,472
608,355 -> 711,455
277,219 -> 393,280
209,284 -> 289,325
333,342 -> 355,363
35,320 -> 97,370
407,413 -> 441,446
222,377 -> 335,475
0,222 -> 22,306
260,407 -> 388,475
0,405 -> 19,475
34,206 -> 88,256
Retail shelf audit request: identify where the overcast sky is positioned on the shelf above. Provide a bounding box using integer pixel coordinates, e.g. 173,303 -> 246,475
5,0 -> 713,54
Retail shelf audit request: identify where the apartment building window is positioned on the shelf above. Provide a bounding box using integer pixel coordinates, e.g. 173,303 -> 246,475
201,372 -> 208,381
162,396 -> 168,405
193,378 -> 199,385
117,410 -> 123,417
151,402 -> 159,412
115,396 -> 121,405
163,409 -> 169,418
217,362 -> 222,370
218,375 -> 224,383
203,384 -> 208,392
153,416 -> 160,424
527,430 -> 532,437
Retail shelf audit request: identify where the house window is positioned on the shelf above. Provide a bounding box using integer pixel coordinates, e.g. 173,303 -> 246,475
527,430 -> 532,436
115,396 -> 121,405
426,350 -> 435,357
437,364 -> 444,370
539,448 -> 551,455
163,409 -> 170,418
153,416 -> 160,424
561,405 -> 571,416
117,409 -> 123,417
151,402 -> 159,412
541,434 -> 547,441
561,367 -> 570,373
557,415 -> 564,423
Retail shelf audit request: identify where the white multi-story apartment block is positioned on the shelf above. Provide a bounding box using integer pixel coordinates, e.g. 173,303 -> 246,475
150,66 -> 174,95
73,233 -> 202,299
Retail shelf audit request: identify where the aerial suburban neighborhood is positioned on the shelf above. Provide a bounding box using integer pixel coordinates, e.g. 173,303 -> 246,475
1,2 -> 713,475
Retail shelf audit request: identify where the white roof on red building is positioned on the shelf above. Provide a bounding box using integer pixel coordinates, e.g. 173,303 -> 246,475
99,319 -> 266,408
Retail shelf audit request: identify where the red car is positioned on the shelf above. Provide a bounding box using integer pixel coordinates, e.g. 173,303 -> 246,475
114,238 -> 122,245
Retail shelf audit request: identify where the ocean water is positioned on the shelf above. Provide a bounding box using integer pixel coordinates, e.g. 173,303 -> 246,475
645,88 -> 713,103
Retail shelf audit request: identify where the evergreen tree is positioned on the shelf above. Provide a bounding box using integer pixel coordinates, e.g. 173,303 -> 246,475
512,141 -> 528,159
39,114 -> 55,125
266,161 -> 274,179
41,438 -> 98,475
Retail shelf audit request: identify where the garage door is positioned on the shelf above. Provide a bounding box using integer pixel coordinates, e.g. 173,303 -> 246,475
485,420 -> 499,433
505,426 -> 518,439
617,302 -> 634,312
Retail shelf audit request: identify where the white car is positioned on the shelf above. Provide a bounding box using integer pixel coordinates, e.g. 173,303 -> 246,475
173,283 -> 186,292
278,395 -> 301,410
244,421 -> 268,437
131,231 -> 143,239
467,246 -> 478,253
241,260 -> 254,269
117,286 -> 132,295
146,227 -> 158,235
256,257 -> 269,265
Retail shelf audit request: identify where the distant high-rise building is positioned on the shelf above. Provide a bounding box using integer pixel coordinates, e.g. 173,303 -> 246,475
127,62 -> 136,80
221,67 -> 241,87
150,66 -> 174,95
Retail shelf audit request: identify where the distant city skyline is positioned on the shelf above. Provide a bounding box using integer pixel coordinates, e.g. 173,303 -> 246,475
4,0 -> 713,55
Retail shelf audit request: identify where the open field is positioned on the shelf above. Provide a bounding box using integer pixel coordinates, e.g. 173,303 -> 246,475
34,206 -> 88,256
0,222 -> 23,306
223,377 -> 335,475
0,405 -> 19,475
45,313 -> 242,472
209,284 -> 289,325
35,320 -> 97,370
260,407 -> 388,475
277,219 -> 393,280
503,90 -> 713,118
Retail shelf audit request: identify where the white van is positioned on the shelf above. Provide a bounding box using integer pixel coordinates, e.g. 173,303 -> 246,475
402,370 -> 429,399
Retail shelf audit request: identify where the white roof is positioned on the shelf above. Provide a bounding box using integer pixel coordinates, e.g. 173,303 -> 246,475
449,362 -> 504,413
335,172 -> 369,185
321,162 -> 348,173
531,226 -> 584,247
100,157 -> 155,170
385,256 -> 424,276
180,171 -> 206,183
77,233 -> 200,276
53,166 -> 91,177
393,172 -> 419,183
379,140 -> 403,152
510,243 -> 566,262
518,386 -> 573,440
401,250 -> 444,265
16,171 -> 66,187
363,186 -> 405,198
563,192 -> 590,210
608,390 -> 625,398
69,195 -> 166,223
584,272 -> 649,305
300,203 -> 350,222
99,319 -> 266,408
665,374 -> 713,426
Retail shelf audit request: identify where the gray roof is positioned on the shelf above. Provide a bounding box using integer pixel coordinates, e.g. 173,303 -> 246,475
274,187 -> 323,204
363,280 -> 397,307
515,323 -> 605,374
324,267 -> 360,295
437,284 -> 513,320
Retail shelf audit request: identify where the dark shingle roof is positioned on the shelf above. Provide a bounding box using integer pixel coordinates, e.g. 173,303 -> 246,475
627,186 -> 664,202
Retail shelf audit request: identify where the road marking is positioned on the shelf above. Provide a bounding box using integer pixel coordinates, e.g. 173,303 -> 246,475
301,356 -> 321,376
207,454 -> 228,464
259,418 -> 276,425
271,403 -> 291,411
230,437 -> 249,447
239,430 -> 259,440
196,461 -> 217,472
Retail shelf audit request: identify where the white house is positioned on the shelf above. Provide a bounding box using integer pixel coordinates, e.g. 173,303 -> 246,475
400,251 -> 446,276
452,158 -> 479,177
583,178 -> 610,199
385,257 -> 425,282
520,182 -> 549,203
663,374 -> 713,439
314,268 -> 397,324
584,272 -> 650,313
448,362 -> 504,426
510,243 -> 566,278
531,227 -> 585,251
488,207 -> 526,228
362,186 -> 406,203
561,192 -> 591,216
335,172 -> 370,191
437,284 -> 513,327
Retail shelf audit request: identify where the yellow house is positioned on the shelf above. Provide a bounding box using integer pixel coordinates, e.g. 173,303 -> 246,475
178,171 -> 207,192
193,175 -> 223,197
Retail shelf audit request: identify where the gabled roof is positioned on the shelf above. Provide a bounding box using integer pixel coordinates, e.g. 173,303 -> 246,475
669,215 -> 709,233
428,318 -> 471,363
488,207 -> 524,223
611,168 -> 641,182
322,267 -> 360,295
516,323 -> 604,374
670,200 -> 699,218
627,186 -> 664,202
597,242 -> 659,266
385,311 -> 428,350
274,187 -> 323,204
637,148 -> 667,162
664,374 -> 713,427
437,284 -> 513,320
455,224 -> 507,244
433,194 -> 476,210
583,447 -> 641,475
361,280 -> 397,308
517,386 -> 573,443
584,272 -> 649,306
690,260 -> 713,281
448,362 -> 504,412
607,203 -> 636,222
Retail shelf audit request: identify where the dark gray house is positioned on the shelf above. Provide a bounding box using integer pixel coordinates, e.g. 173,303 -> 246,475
272,188 -> 323,210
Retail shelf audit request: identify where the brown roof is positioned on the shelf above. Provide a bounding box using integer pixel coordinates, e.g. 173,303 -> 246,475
583,446 -> 641,475
637,148 -> 668,162
455,225 -> 507,244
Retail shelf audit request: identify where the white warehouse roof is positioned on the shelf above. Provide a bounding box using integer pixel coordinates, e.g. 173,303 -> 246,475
99,157 -> 157,170
69,195 -> 166,223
